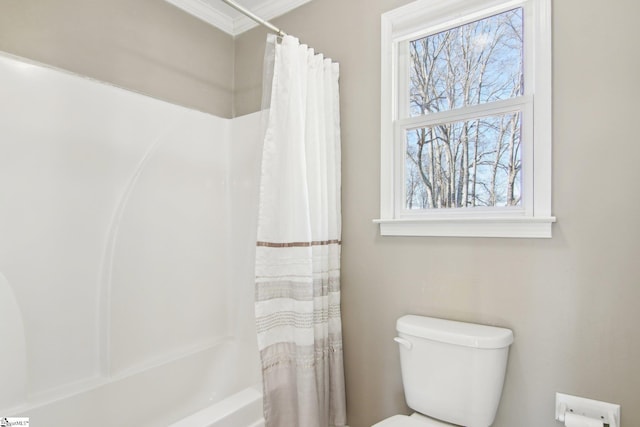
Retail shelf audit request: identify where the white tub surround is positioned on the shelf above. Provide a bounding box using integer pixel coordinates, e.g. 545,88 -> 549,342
0,52 -> 262,426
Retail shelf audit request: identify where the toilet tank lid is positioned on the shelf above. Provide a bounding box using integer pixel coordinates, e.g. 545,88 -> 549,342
396,315 -> 514,349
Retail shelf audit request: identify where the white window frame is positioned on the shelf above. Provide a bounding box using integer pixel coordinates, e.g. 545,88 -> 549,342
376,0 -> 555,238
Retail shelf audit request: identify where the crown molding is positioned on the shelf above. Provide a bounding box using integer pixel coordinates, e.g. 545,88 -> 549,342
165,0 -> 234,34
232,0 -> 312,34
165,0 -> 313,36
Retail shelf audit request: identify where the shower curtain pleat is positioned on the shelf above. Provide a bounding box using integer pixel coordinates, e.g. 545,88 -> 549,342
255,34 -> 346,427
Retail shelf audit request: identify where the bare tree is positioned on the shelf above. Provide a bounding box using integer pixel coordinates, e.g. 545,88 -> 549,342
405,8 -> 524,209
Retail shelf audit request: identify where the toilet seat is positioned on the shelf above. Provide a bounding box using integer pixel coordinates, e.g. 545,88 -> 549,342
372,414 -> 454,427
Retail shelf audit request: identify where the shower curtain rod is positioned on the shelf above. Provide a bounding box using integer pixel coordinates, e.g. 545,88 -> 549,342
221,0 -> 287,37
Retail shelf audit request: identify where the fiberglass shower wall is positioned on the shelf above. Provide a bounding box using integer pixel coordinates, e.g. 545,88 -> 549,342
0,52 -> 261,422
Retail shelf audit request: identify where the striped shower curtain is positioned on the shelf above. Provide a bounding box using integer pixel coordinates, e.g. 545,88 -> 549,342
254,34 -> 346,427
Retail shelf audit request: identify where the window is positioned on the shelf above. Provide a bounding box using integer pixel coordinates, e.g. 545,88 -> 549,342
377,0 -> 555,238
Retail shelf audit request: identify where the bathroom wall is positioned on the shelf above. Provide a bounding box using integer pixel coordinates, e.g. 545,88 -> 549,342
234,1 -> 640,426
0,0 -> 234,118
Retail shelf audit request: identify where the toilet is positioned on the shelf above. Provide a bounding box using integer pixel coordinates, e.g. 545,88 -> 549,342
373,315 -> 514,427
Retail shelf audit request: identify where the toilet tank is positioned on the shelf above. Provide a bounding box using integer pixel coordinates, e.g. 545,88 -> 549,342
395,315 -> 513,427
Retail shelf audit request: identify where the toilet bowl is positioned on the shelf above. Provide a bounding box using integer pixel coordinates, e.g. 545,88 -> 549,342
372,315 -> 513,427
373,413 -> 454,427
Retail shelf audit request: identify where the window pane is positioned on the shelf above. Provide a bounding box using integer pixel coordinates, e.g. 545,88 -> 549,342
405,112 -> 522,209
409,8 -> 523,117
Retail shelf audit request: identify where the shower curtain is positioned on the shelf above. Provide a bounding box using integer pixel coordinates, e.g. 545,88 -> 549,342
254,34 -> 346,427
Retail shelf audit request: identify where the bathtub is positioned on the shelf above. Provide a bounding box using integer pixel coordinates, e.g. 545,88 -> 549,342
8,338 -> 262,427
170,385 -> 264,427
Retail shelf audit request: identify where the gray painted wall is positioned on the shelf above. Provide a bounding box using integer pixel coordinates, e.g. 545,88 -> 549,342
1,0 -> 639,426
234,1 -> 640,426
0,0 -> 234,118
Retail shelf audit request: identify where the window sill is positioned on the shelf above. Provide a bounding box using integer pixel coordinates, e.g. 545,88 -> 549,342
373,216 -> 556,238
